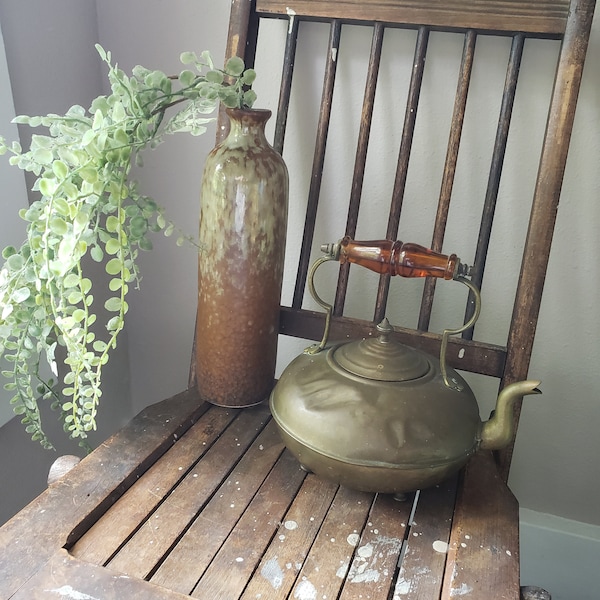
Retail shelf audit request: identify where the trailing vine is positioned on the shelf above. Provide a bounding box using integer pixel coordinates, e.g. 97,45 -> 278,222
0,45 -> 256,449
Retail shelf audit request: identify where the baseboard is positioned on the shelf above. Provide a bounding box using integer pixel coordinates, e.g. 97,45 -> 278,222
520,508 -> 600,600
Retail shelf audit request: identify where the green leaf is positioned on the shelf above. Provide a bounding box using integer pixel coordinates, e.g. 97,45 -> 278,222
109,278 -> 123,292
32,148 -> 53,165
206,70 -> 224,84
6,254 -> 24,271
90,245 -> 104,262
63,273 -> 80,289
104,297 -> 123,312
241,69 -> 257,85
138,237 -> 153,251
67,291 -> 83,304
93,340 -> 107,352
2,245 -> 17,259
105,258 -> 122,276
179,69 -> 195,87
52,160 -> 68,180
180,51 -> 198,65
80,278 -> 92,294
72,309 -> 86,323
106,215 -> 120,233
225,56 -> 245,77
49,217 -> 68,235
39,178 -> 57,197
53,197 -> 70,216
105,238 -> 121,255
11,287 -> 31,303
243,89 -> 258,108
95,44 -> 107,61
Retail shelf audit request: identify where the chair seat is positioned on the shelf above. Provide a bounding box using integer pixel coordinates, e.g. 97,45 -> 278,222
0,389 -> 519,599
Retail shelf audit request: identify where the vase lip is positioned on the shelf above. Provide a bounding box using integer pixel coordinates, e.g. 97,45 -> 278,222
225,106 -> 272,120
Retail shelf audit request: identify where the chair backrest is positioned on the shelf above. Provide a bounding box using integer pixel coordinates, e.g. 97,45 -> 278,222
215,0 -> 595,478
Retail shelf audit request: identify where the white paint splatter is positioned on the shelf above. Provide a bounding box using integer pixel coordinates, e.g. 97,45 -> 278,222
347,533 -> 360,546
236,557 -> 244,562
433,540 -> 449,553
261,556 -> 284,590
450,583 -> 474,596
336,561 -> 349,579
347,536 -> 402,585
294,579 -> 317,600
394,577 -> 411,595
44,587 -> 100,600
284,520 -> 298,530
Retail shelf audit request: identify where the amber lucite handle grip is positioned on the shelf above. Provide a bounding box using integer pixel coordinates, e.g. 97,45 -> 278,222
322,237 -> 469,280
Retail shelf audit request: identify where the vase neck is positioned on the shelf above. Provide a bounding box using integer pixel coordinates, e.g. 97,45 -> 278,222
225,108 -> 271,142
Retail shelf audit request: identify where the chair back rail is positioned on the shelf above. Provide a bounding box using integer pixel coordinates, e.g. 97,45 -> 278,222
212,0 -> 595,477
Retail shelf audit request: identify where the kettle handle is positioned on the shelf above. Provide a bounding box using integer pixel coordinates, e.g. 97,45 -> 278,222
439,275 -> 481,391
306,239 -> 482,379
305,254 -> 337,354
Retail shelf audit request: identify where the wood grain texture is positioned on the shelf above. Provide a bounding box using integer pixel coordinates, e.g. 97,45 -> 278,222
0,387 -> 206,598
338,492 -> 414,599
69,406 -> 237,564
441,452 -> 520,599
240,475 -> 339,599
11,549 -> 191,600
393,478 -> 458,599
256,0 -> 569,36
105,405 -> 272,579
150,420 -> 288,593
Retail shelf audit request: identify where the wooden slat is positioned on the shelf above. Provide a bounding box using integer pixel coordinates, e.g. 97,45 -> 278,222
440,452 -> 520,599
418,29 -> 477,332
334,22 -> 385,316
498,0 -> 596,477
279,306 -> 507,377
190,449 -> 307,598
288,485 -> 375,600
293,19 -> 342,308
240,475 -> 339,599
105,405 -> 272,579
149,420 -> 287,593
392,478 -> 458,599
338,492 -> 414,599
463,33 -> 526,339
69,406 -> 237,564
256,0 -> 569,36
374,25 -> 430,323
273,14 -> 300,154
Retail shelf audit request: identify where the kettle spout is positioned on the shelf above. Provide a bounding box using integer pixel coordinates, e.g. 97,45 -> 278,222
479,380 -> 541,451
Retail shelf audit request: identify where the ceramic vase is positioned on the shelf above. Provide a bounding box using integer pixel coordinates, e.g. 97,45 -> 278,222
196,108 -> 289,407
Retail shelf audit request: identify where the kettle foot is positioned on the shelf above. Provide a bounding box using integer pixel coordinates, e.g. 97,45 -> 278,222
393,492 -> 408,502
300,464 -> 313,473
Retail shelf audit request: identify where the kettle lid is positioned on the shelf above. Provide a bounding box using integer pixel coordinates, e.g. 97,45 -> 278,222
332,318 -> 431,382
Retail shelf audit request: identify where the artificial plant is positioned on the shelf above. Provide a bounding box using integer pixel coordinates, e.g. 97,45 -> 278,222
0,45 -> 256,449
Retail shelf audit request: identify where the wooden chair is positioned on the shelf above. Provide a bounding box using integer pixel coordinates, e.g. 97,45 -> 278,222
0,1 -> 595,598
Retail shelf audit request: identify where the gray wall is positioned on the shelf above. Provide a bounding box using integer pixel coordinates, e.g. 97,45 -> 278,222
0,0 -> 598,538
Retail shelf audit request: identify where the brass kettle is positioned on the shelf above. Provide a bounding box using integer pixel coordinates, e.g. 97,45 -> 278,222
269,238 -> 541,495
